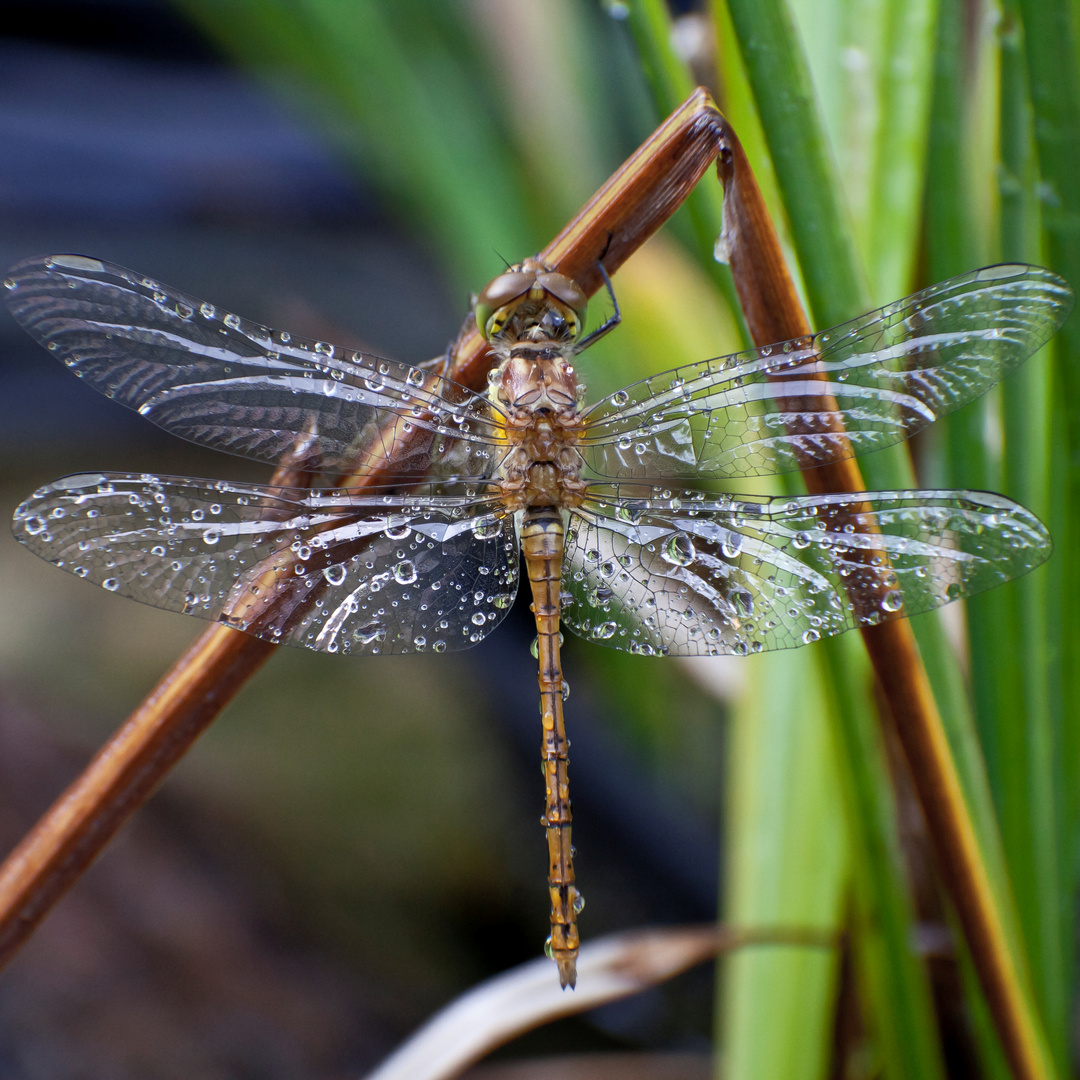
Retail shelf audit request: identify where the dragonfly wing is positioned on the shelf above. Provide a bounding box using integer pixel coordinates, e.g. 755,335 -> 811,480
561,485 -> 1050,656
4,255 -> 506,478
13,473 -> 520,655
580,265 -> 1073,480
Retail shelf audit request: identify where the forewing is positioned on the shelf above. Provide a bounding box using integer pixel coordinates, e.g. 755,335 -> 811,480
13,473 -> 519,655
4,255 -> 506,478
581,265 -> 1073,479
562,485 -> 1050,656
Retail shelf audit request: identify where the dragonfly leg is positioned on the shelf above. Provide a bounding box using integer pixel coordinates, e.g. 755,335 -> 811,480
521,506 -> 580,988
573,262 -> 621,353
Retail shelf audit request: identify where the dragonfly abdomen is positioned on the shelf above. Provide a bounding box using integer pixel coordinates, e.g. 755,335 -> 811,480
521,505 -> 580,989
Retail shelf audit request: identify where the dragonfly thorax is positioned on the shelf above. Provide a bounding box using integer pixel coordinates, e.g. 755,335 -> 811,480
493,351 -> 580,414
493,353 -> 587,511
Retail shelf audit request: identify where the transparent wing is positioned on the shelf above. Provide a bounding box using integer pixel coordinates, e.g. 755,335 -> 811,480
4,255 -> 507,478
13,473 -> 520,655
580,265 -> 1073,479
562,484 -> 1050,656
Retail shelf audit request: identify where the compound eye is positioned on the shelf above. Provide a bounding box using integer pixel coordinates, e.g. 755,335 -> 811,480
475,269 -> 537,340
478,269 -> 535,309
536,271 -> 587,317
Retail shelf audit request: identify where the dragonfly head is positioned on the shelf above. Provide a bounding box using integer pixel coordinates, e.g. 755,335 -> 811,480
476,258 -> 588,347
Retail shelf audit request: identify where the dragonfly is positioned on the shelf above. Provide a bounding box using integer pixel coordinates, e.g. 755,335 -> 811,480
5,253 -> 1072,988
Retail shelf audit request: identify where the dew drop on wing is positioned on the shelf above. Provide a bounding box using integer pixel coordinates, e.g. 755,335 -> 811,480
393,560 -> 418,585
662,532 -> 696,567
881,590 -> 904,613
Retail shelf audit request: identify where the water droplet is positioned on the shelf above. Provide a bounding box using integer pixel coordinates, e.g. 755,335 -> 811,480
530,637 -> 540,659
493,593 -> 513,609
432,640 -> 447,653
616,502 -> 645,525
22,515 -> 47,536
406,368 -> 425,386
393,560 -> 418,585
200,302 -> 215,319
792,531 -> 813,549
802,628 -> 820,644
612,389 -> 629,407
593,621 -> 618,640
103,578 -> 120,592
561,680 -> 570,701
324,564 -> 347,586
732,590 -> 754,618
471,611 -> 486,626
353,621 -> 386,644
572,889 -> 585,914
472,517 -> 502,540
385,521 -> 411,540
881,590 -> 904,613
202,527 -> 221,545
662,532 -> 696,567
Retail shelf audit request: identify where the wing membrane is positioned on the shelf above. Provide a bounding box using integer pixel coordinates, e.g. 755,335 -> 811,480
4,255 -> 506,478
14,472 -> 519,655
581,265 -> 1073,479
561,485 -> 1050,655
